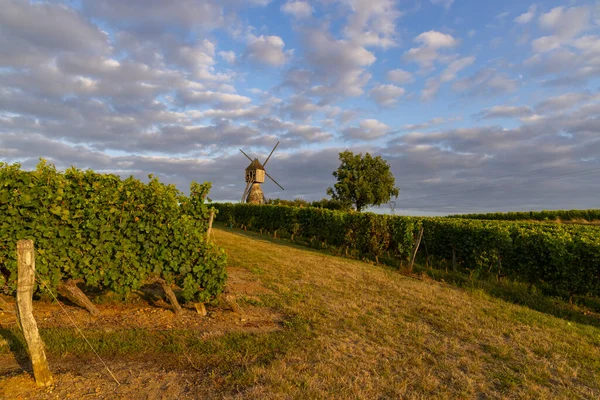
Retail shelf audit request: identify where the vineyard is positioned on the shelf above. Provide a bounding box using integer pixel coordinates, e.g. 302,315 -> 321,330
214,203 -> 600,301
447,209 -> 600,222
0,161 -> 227,303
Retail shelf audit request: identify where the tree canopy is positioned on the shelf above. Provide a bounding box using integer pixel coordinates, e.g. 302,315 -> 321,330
326,151 -> 399,212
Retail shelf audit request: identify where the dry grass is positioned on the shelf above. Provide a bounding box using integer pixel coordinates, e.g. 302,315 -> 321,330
1,226 -> 599,399
212,226 -> 600,399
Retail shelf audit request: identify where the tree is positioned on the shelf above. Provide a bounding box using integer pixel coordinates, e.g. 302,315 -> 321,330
326,151 -> 399,212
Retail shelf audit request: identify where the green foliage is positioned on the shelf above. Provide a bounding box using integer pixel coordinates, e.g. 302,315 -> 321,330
447,209 -> 600,222
214,203 -> 422,263
0,161 -> 227,302
265,197 -> 351,211
265,198 -> 311,207
326,151 -> 399,212
309,198 -> 352,211
214,203 -> 600,300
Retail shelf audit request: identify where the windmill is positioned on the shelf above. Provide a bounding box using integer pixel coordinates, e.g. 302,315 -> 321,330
239,141 -> 284,204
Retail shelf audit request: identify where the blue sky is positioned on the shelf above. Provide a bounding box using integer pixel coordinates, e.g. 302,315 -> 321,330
1,0 -> 599,214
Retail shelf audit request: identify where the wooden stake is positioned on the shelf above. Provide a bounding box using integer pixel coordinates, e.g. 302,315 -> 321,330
194,303 -> 207,316
452,247 -> 457,272
58,279 -> 99,317
496,250 -> 502,281
206,210 -> 215,243
16,240 -> 53,387
0,296 -> 12,312
409,227 -> 424,273
224,294 -> 242,314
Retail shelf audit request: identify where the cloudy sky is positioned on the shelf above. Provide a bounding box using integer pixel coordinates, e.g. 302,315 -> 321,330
1,0 -> 599,215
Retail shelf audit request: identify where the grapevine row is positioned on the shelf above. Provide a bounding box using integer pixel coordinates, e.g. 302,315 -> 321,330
0,161 -> 227,302
214,203 -> 600,298
447,209 -> 600,222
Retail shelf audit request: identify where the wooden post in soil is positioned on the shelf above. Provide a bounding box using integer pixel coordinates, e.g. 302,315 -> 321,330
408,227 -> 424,273
16,240 -> 53,387
206,210 -> 215,243
452,247 -> 457,272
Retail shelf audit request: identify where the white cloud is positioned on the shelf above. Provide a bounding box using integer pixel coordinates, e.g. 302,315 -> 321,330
369,84 -> 405,107
341,0 -> 401,48
302,28 -> 376,97
387,69 -> 414,84
219,50 -> 237,64
415,31 -> 457,48
0,0 -> 109,68
401,116 -> 459,131
539,6 -> 591,39
82,0 -> 226,31
529,6 -> 592,54
244,35 -> 292,67
404,31 -> 458,70
421,78 -> 441,101
342,119 -> 389,140
453,68 -> 519,96
178,90 -> 252,108
531,36 -> 562,53
514,4 -> 537,24
440,56 -> 475,82
535,92 -> 595,114
281,1 -> 312,18
476,105 -> 533,119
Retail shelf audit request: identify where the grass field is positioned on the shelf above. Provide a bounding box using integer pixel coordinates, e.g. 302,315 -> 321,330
1,226 -> 600,399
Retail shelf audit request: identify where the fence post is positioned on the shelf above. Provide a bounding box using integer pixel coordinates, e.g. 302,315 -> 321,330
16,240 -> 53,387
452,247 -> 457,272
206,209 -> 215,243
409,227 -> 424,273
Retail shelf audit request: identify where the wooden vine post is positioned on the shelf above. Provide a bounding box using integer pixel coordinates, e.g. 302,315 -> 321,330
16,240 -> 53,387
206,209 -> 215,243
408,227 -> 424,273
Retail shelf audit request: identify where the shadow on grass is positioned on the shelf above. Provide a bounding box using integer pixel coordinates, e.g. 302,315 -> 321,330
0,328 -> 32,374
215,224 -> 600,329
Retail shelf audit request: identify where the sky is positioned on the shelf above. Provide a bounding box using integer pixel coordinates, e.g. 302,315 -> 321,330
1,0 -> 599,215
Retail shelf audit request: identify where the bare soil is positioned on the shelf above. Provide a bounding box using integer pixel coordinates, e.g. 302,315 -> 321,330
0,266 -> 282,399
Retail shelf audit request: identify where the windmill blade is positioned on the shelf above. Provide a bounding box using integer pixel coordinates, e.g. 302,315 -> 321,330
265,171 -> 284,191
241,181 -> 251,203
239,149 -> 253,162
262,141 -> 280,167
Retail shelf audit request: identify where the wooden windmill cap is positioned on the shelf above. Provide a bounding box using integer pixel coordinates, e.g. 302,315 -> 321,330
245,159 -> 264,171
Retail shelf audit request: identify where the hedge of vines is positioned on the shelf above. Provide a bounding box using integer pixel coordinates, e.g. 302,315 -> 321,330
0,161 -> 227,302
214,203 -> 600,298
214,203 -> 423,262
447,209 -> 600,222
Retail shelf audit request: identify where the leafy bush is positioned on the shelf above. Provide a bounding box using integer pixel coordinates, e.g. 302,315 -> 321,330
0,161 -> 227,302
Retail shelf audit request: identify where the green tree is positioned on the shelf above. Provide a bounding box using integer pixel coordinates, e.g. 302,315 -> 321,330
326,151 -> 399,212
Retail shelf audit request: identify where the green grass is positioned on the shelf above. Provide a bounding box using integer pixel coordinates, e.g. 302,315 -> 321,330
2,225 -> 600,399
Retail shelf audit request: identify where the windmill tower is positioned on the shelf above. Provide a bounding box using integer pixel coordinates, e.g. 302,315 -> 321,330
240,141 -> 284,204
